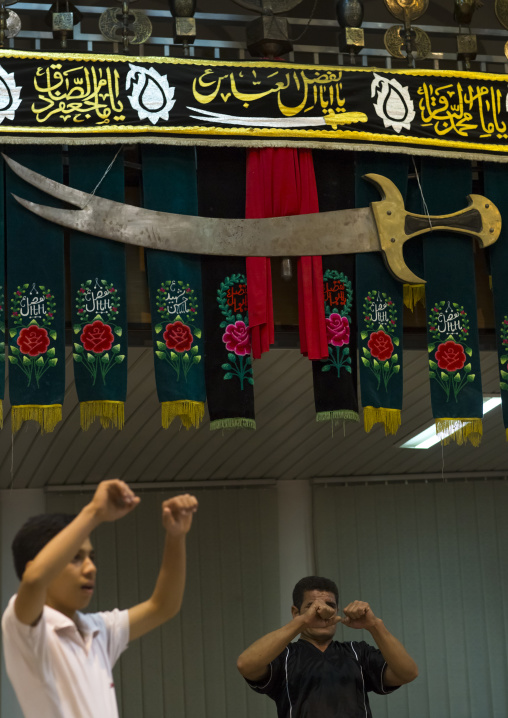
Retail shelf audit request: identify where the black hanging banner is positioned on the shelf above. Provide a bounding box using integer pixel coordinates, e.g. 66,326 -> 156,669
0,49 -> 508,160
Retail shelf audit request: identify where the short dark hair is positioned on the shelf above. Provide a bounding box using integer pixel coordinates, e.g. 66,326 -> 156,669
11,513 -> 76,580
292,576 -> 339,611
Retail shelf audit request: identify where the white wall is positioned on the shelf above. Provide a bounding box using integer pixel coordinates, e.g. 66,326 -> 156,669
1,489 -> 45,718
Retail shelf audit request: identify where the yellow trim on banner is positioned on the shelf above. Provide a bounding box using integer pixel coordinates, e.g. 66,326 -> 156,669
80,401 -> 124,431
363,406 -> 401,435
11,404 -> 62,434
161,400 -> 204,430
5,122 -> 508,155
403,283 -> 426,311
0,400 -> 2,429
436,418 -> 483,447
2,47 -> 508,83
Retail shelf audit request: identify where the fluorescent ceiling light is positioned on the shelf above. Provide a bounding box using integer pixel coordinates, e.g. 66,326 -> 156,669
399,396 -> 502,449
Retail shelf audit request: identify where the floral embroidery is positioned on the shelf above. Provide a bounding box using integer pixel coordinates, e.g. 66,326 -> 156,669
428,301 -> 474,402
8,283 -> 58,388
154,280 -> 201,382
218,274 -> 253,390
320,271 -> 353,378
360,290 -> 400,391
498,315 -> 508,392
73,279 -> 125,386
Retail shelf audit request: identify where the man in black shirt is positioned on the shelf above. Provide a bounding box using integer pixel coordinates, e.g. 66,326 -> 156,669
237,576 -> 418,718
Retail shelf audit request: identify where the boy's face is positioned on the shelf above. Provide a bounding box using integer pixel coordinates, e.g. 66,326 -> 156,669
45,538 -> 97,619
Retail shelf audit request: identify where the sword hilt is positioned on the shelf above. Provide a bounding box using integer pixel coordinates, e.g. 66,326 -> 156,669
364,173 -> 502,284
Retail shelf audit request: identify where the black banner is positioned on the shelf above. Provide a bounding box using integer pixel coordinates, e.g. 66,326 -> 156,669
0,49 -> 508,160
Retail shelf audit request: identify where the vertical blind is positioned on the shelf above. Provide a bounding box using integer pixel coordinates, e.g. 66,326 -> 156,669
46,487 -> 279,718
313,480 -> 508,718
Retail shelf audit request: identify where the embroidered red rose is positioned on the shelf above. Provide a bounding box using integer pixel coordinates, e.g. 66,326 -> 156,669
435,341 -> 466,372
367,330 -> 394,362
326,314 -> 350,347
81,321 -> 114,354
163,321 -> 193,352
17,326 -> 50,357
223,321 -> 251,356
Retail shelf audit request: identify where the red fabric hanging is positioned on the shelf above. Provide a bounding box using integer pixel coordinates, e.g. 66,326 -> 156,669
246,147 -> 327,360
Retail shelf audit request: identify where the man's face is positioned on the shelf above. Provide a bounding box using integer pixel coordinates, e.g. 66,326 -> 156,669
45,538 -> 97,619
292,589 -> 338,645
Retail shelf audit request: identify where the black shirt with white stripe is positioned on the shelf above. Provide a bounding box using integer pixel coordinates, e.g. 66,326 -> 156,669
246,639 -> 398,718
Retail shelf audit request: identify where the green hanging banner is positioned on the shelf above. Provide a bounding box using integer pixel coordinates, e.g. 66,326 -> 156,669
481,164 -> 508,440
0,155 -> 5,428
421,158 -> 483,446
355,153 -> 407,436
402,174 -> 426,312
6,147 -> 65,433
142,145 -> 206,429
68,147 -> 128,430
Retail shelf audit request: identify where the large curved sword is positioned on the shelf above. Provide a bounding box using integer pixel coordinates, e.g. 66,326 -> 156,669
3,154 -> 501,285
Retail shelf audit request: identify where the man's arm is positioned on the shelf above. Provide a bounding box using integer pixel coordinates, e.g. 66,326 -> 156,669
237,600 -> 333,681
15,480 -> 139,626
339,601 -> 418,686
128,494 -> 197,642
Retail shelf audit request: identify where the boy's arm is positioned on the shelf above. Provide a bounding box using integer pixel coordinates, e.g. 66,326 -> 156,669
128,494 -> 198,642
15,480 -> 140,626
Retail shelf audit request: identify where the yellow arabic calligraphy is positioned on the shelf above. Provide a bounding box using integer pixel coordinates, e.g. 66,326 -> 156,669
32,64 -> 125,125
192,68 -> 346,117
418,82 -> 507,138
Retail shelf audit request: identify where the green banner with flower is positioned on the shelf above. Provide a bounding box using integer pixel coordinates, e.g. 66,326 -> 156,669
6,147 -> 65,433
421,157 -> 483,446
69,146 -> 128,430
142,145 -> 206,429
355,153 -> 406,436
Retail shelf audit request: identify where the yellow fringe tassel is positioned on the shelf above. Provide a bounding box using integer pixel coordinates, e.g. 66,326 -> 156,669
11,404 -> 62,434
489,275 -> 493,291
161,400 -> 204,430
363,406 -> 401,436
436,418 -> 483,447
80,401 -> 125,431
403,283 -> 426,311
0,400 -> 3,429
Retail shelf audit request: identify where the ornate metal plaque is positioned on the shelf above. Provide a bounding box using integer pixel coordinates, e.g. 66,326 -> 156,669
384,0 -> 428,22
99,7 -> 152,45
384,25 -> 431,60
496,0 -> 508,31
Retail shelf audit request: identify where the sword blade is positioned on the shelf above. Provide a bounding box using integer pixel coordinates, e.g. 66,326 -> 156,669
4,154 -> 381,257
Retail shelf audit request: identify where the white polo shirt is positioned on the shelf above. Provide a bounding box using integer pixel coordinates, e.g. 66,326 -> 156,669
1,595 -> 129,718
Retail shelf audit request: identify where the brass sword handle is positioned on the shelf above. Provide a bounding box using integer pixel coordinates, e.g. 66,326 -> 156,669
364,173 -> 502,284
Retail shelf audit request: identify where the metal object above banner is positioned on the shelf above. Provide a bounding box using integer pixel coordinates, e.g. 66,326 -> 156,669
99,0 -> 152,52
384,0 -> 430,67
2,154 -> 502,286
0,1 -> 20,48
384,0 -> 428,23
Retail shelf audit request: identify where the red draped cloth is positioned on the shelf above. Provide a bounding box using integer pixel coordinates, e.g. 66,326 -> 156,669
246,147 -> 328,360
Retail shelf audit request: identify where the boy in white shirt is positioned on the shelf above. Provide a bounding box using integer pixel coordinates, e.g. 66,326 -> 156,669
2,479 -> 197,718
